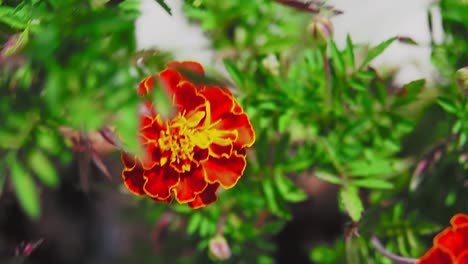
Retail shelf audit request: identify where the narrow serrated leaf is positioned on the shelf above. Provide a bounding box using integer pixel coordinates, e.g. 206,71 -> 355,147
274,169 -> 306,202
27,150 -> 59,187
11,160 -> 40,219
360,37 -> 397,68
437,96 -> 458,114
223,59 -> 244,86
187,213 -> 202,235
352,179 -> 394,189
345,34 -> 355,69
329,40 -> 345,75
314,170 -> 344,185
340,186 -> 363,221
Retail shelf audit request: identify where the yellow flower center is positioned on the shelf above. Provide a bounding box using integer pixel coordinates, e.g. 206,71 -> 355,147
157,101 -> 238,173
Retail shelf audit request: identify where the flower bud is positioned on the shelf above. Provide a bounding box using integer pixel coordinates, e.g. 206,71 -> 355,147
456,66 -> 468,95
262,54 -> 280,76
208,235 -> 231,261
308,15 -> 333,47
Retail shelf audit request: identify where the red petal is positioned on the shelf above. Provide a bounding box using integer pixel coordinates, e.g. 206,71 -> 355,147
141,143 -> 164,170
451,213 -> 468,227
458,250 -> 468,264
193,148 -> 209,164
436,225 -> 468,258
167,61 -> 205,75
143,165 -> 180,200
140,117 -> 164,141
139,101 -> 157,128
138,76 -> 155,96
121,154 -> 145,195
214,113 -> 255,149
209,144 -> 233,158
173,166 -> 208,203
202,87 -> 235,122
173,81 -> 206,115
418,246 -> 454,264
189,183 -> 219,209
149,195 -> 173,204
232,98 -> 243,114
203,152 -> 246,189
159,68 -> 183,95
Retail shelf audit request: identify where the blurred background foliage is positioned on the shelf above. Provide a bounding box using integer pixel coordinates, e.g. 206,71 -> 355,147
0,0 -> 467,263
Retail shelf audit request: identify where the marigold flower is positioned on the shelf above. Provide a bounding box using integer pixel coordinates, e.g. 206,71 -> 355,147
121,61 -> 255,208
418,213 -> 468,264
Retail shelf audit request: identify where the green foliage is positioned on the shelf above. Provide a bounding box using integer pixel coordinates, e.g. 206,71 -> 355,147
0,0 -> 164,218
1,0 -> 466,263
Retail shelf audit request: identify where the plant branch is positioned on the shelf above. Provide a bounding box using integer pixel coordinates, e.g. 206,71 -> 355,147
371,235 -> 418,264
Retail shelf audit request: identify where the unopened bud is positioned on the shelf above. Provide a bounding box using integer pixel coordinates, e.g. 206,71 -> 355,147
456,67 -> 468,95
262,54 -> 280,76
208,235 -> 231,261
308,15 -> 333,47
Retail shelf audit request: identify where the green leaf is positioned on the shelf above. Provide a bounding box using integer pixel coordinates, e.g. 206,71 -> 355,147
0,6 -> 29,29
349,78 -> 366,91
352,179 -> 394,189
187,212 -> 202,235
437,96 -> 458,114
345,34 -> 355,69
118,0 -> 141,13
27,150 -> 59,187
278,112 -> 292,133
258,101 -> 277,111
10,160 -> 40,219
348,159 -> 394,177
223,59 -> 244,87
339,186 -> 363,222
2,28 -> 29,58
262,177 -> 290,219
273,169 -> 306,202
155,0 -> 172,15
360,37 -> 398,68
314,170 -> 344,185
403,79 -> 425,96
329,40 -> 345,75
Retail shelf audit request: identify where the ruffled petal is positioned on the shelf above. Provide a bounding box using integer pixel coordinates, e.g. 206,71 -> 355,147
149,195 -> 173,204
232,98 -> 243,114
458,250 -> 468,264
143,166 -> 180,200
201,87 -> 235,122
139,101 -> 158,128
203,152 -> 246,189
193,148 -> 209,164
418,246 -> 454,264
189,183 -> 219,209
121,154 -> 145,195
137,76 -> 155,96
209,144 -> 233,159
451,213 -> 468,227
167,61 -> 205,75
173,81 -> 206,118
436,225 -> 468,258
214,113 -> 255,149
159,68 -> 184,95
141,143 -> 164,170
174,166 -> 208,203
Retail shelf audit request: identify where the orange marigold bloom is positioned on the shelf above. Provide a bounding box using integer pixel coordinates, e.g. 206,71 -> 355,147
418,213 -> 468,264
121,61 -> 255,209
